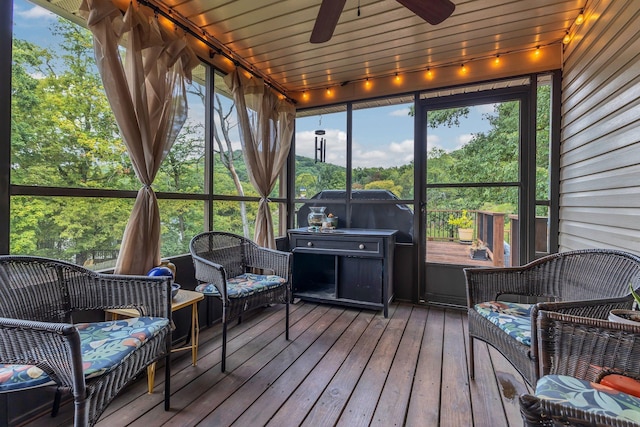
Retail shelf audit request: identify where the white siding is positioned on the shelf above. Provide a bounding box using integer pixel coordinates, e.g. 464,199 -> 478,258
560,0 -> 640,253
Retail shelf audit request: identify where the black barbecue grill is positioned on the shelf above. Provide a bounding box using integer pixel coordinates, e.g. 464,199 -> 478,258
296,190 -> 414,243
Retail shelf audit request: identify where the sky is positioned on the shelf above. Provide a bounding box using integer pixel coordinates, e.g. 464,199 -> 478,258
12,0 -> 495,170
295,103 -> 494,168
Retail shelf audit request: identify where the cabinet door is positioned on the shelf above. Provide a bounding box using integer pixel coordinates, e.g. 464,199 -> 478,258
337,257 -> 383,303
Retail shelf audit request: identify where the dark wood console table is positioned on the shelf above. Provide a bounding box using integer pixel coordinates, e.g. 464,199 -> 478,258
288,228 -> 397,317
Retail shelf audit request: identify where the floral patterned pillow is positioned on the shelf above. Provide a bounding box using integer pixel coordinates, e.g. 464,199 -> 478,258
475,301 -> 533,346
0,317 -> 169,392
536,374 -> 640,423
196,273 -> 285,298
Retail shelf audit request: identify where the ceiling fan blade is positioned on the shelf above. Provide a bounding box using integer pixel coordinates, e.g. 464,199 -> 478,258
396,0 -> 455,25
310,0 -> 347,44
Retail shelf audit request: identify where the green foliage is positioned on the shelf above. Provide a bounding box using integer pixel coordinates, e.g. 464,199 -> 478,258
364,180 -> 403,198
447,210 -> 474,229
630,282 -> 640,308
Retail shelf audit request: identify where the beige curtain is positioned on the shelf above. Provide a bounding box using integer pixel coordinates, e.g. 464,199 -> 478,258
79,0 -> 199,274
224,69 -> 295,248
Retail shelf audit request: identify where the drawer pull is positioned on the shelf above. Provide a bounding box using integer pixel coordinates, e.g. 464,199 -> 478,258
359,244 -> 365,250
307,241 -> 314,247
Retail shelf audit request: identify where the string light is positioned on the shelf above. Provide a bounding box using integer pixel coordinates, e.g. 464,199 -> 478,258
563,31 -> 571,44
298,44 -> 554,100
575,9 -> 585,25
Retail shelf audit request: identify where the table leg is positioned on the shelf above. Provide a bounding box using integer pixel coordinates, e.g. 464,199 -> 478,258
147,362 -> 156,394
191,302 -> 199,366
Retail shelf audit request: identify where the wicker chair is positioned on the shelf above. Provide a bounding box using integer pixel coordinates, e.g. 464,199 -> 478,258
189,231 -> 291,372
465,249 -> 640,386
0,256 -> 172,427
520,310 -> 640,426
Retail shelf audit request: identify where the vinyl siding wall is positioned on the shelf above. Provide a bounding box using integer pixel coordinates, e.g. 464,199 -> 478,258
559,0 -> 640,252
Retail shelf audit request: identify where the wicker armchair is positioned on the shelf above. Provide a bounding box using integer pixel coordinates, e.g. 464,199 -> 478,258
520,311 -> 640,426
189,231 -> 291,372
465,249 -> 640,386
0,256 -> 172,427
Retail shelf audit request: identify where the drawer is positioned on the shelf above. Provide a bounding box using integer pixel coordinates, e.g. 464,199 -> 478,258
291,235 -> 383,257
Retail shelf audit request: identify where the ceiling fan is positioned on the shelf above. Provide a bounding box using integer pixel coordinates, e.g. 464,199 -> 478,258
310,0 -> 456,43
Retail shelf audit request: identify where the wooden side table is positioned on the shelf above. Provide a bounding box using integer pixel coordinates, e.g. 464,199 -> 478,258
105,288 -> 204,393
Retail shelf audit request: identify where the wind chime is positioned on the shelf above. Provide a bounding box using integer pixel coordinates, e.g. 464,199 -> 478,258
315,116 -> 326,163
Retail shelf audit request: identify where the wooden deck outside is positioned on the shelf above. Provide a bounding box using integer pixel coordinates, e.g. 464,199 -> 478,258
426,240 -> 497,267
23,301 -> 531,427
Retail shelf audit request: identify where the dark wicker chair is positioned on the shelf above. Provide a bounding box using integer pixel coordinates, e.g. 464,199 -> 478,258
0,256 -> 172,427
465,249 -> 640,386
520,310 -> 640,426
189,231 -> 291,372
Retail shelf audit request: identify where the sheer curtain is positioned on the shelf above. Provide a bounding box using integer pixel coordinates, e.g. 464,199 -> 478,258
79,0 -> 199,274
224,69 -> 295,248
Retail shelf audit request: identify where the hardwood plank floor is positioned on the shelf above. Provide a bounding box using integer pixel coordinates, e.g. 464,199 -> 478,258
22,301 -> 530,427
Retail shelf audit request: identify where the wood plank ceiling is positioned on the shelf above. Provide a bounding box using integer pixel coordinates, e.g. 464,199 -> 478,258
37,0 -> 585,96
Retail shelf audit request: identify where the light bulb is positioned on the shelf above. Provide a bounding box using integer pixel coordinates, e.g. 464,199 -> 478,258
563,32 -> 571,44
575,11 -> 585,25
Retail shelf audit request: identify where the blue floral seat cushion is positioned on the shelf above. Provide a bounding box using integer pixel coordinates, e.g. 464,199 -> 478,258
474,301 -> 533,346
536,375 -> 640,423
0,317 -> 168,392
195,273 -> 286,298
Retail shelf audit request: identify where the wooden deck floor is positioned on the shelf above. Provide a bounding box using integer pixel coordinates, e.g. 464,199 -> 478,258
24,301 -> 530,427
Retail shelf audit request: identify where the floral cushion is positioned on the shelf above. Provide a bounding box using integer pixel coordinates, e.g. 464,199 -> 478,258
474,301 -> 533,346
0,317 -> 169,392
195,273 -> 285,298
536,375 -> 640,423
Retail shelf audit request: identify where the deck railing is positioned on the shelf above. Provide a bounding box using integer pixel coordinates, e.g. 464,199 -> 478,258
428,210 -> 548,267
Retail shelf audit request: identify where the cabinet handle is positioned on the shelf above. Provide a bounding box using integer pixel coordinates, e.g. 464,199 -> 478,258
307,241 -> 314,247
359,243 -> 365,250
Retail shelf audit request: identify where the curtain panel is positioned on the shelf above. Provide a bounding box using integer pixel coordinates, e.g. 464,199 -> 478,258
79,0 -> 198,274
224,69 -> 295,248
